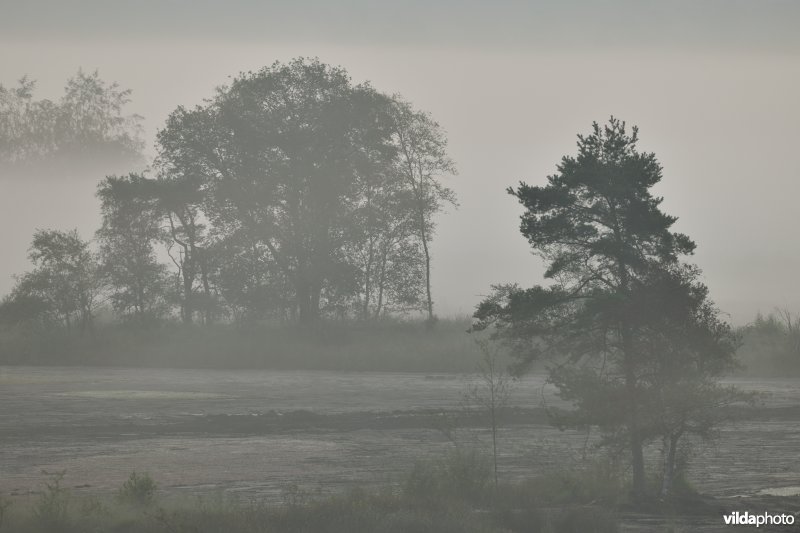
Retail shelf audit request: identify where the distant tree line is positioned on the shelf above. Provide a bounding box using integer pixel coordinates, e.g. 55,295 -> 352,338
0,59 -> 457,335
736,309 -> 800,375
0,69 -> 144,167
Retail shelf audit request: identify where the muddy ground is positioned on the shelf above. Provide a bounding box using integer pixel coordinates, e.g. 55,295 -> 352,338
2,366 -> 800,531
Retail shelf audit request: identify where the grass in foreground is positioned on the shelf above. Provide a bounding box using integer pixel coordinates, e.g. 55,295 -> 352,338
1,460 -> 620,533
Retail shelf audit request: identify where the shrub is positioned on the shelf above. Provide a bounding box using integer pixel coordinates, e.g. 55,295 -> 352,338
0,493 -> 11,530
117,471 -> 158,507
33,470 -> 71,530
404,449 -> 493,505
510,459 -> 625,507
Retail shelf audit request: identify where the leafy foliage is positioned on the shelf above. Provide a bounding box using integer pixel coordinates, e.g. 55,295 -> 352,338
405,449 -> 493,505
117,472 -> 158,507
474,118 -> 741,499
97,174 -> 172,325
151,58 -> 455,324
737,310 -> 800,375
2,59 -> 456,329
0,70 -> 143,168
33,470 -> 71,530
7,229 -> 101,335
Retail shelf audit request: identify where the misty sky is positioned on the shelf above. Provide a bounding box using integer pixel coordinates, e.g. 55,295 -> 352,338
1,0 -> 799,324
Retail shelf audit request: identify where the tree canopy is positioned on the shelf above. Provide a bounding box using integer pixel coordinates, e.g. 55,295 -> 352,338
7,229 -> 101,335
153,58 -> 456,324
0,69 -> 144,169
2,58 -> 458,332
473,118 -> 741,500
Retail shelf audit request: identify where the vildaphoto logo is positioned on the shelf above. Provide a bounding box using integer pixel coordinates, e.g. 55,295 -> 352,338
723,511 -> 795,527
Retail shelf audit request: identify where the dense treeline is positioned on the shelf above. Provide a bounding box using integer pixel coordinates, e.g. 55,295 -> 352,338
736,310 -> 800,376
0,59 -> 457,345
0,69 -> 144,168
0,66 -> 796,380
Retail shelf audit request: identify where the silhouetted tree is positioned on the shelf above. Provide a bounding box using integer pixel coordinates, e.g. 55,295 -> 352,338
147,174 -> 215,325
473,118 -> 739,500
0,76 -> 55,163
0,70 -> 143,168
150,59 -> 457,324
96,174 -> 170,325
57,70 -> 144,160
464,339 -> 514,489
207,233 -> 293,323
352,153 -> 426,319
388,98 -> 457,325
10,229 -> 102,335
737,310 -> 800,375
158,59 -> 400,323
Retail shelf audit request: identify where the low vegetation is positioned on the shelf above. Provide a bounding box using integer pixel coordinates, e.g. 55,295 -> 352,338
117,472 -> 158,508
0,317 -> 492,372
1,458 -> 622,533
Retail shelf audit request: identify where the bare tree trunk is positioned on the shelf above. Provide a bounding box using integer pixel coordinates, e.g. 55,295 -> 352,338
296,268 -> 321,325
417,207 -> 434,326
136,282 -> 145,325
310,280 -> 322,321
167,214 -> 194,325
363,238 -> 374,320
375,246 -> 389,319
626,369 -> 646,499
422,231 -> 433,323
297,280 -> 311,324
198,248 -> 212,326
181,254 -> 194,325
491,394 -> 498,490
622,325 -> 646,500
612,216 -> 646,501
661,432 -> 680,499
